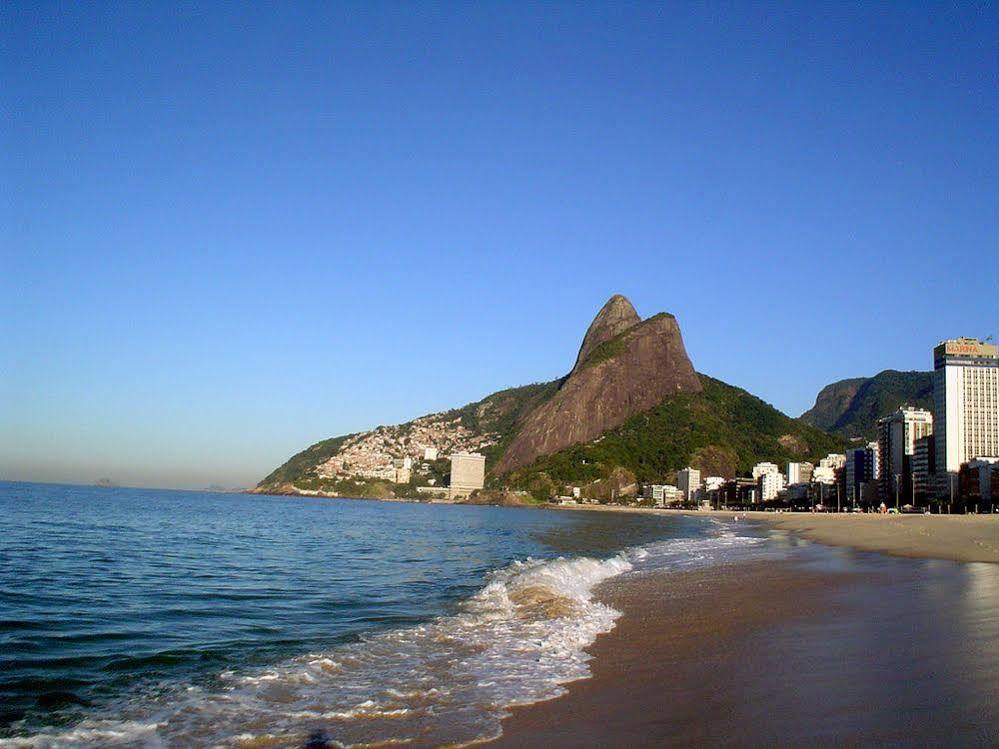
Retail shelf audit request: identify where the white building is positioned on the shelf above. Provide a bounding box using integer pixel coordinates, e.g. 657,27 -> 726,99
819,453 -> 847,470
752,462 -> 780,480
646,484 -> 683,506
758,471 -> 785,501
812,465 -> 837,485
787,461 -> 814,485
449,452 -> 485,500
424,447 -> 439,461
704,476 -> 726,492
933,338 -> 999,489
677,467 -> 701,502
877,406 -> 933,502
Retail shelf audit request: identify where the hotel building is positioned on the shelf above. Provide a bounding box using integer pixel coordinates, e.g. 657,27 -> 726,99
933,338 -> 999,496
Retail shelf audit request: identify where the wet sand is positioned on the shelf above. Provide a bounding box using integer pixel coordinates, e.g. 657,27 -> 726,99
552,504 -> 999,563
484,556 -> 999,748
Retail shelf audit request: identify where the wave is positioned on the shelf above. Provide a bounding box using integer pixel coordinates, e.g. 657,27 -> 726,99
1,524 -> 764,748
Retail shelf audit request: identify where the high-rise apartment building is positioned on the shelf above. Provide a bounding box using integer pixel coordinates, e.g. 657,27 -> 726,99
877,407 -> 933,504
933,338 -> 999,495
845,442 -> 878,504
787,462 -> 814,485
752,462 -> 780,480
912,434 -> 935,501
449,452 -> 485,500
677,467 -> 701,502
758,471 -> 785,501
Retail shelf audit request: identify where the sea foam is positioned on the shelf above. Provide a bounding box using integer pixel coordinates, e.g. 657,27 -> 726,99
0,524 -> 764,748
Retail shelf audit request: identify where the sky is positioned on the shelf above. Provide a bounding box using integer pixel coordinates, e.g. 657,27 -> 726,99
3,2 -> 996,489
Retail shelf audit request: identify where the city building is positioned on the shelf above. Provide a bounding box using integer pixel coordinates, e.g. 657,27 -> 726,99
703,476 -> 726,492
643,484 -> 683,506
959,458 -> 999,506
845,443 -> 877,505
677,467 -> 701,503
449,452 -> 485,500
787,461 -> 814,486
912,435 -> 935,502
758,470 -> 785,501
721,478 -> 759,507
933,338 -> 999,496
752,462 -> 780,480
877,406 -> 933,505
424,447 -> 439,461
812,465 -> 838,485
818,453 -> 847,470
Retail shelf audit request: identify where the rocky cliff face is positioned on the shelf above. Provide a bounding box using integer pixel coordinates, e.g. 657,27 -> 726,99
571,294 -> 641,373
493,297 -> 702,474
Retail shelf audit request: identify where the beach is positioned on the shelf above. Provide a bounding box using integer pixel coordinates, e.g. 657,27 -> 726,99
553,504 -> 999,563
484,511 -> 999,748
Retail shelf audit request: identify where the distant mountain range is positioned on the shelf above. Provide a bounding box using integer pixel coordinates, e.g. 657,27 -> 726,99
799,370 -> 934,441
255,296 -> 843,501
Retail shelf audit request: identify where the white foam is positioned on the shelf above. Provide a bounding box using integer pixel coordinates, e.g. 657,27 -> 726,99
2,523 -> 766,748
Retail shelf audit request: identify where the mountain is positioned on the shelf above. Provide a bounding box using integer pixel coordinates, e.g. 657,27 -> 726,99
506,375 -> 844,500
255,295 -> 843,499
799,370 -> 934,440
494,299 -> 702,474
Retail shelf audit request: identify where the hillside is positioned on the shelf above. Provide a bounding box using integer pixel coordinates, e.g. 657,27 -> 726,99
800,370 -> 934,440
255,295 -> 845,500
505,375 -> 846,500
254,379 -> 561,496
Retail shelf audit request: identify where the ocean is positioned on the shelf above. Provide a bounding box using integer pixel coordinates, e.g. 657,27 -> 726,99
0,482 -> 772,748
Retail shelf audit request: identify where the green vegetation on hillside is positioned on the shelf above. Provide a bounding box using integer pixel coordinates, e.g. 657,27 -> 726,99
446,379 -> 563,467
256,379 -> 563,493
504,375 -> 845,500
257,433 -> 356,488
800,370 -> 934,439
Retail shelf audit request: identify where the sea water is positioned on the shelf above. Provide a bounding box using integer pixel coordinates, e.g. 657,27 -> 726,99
0,482 -> 770,747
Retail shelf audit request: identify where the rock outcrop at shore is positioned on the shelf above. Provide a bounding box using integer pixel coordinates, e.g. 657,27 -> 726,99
493,297 -> 702,474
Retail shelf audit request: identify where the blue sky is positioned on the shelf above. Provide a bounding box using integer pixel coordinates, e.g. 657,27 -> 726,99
3,2 -> 996,489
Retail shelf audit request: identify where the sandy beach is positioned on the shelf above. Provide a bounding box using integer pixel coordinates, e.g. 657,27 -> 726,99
484,553 -> 999,748
481,508 -> 999,748
551,504 -> 999,563
753,511 -> 999,563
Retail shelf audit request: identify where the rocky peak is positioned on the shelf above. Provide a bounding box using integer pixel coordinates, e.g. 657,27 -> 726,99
572,295 -> 641,372
494,298 -> 702,475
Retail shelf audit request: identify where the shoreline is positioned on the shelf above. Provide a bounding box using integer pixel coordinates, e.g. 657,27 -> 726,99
250,489 -> 999,563
483,550 -> 999,748
549,504 -> 999,563
480,561 -> 842,748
